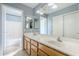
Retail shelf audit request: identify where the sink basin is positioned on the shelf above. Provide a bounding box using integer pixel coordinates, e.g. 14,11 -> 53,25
47,40 -> 64,47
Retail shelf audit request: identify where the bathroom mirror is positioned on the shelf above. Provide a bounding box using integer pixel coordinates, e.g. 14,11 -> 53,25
25,17 -> 40,29
63,11 -> 79,39
25,16 -> 33,29
52,10 -> 79,39
34,18 -> 40,29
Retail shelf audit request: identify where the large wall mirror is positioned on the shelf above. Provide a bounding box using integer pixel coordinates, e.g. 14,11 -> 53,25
52,10 -> 79,39
34,18 -> 40,29
25,16 -> 33,29
63,11 -> 79,39
25,16 -> 40,29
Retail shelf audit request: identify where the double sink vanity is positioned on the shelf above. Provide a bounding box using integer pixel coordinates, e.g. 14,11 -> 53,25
23,33 -> 79,56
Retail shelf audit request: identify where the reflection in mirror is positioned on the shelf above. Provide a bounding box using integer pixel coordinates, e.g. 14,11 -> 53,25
25,16 -> 40,29
25,16 -> 33,29
25,16 -> 40,33
30,20 -> 33,29
52,11 -> 79,39
64,11 -> 79,39
34,18 -> 40,29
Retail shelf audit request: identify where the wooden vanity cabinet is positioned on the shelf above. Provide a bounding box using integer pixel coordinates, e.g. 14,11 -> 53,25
23,35 -> 68,56
39,43 -> 65,56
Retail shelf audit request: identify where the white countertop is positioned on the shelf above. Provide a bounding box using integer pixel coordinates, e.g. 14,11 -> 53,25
24,33 -> 79,56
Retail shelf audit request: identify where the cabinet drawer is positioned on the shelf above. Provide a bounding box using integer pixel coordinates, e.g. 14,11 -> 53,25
38,49 -> 47,56
31,49 -> 37,56
25,37 -> 30,42
31,45 -> 37,52
31,40 -> 37,47
39,44 -> 65,56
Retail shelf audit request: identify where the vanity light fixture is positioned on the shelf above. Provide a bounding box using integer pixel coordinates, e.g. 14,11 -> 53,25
36,10 -> 40,14
36,10 -> 44,15
48,3 -> 58,9
48,3 -> 54,6
40,12 -> 44,15
26,16 -> 32,21
27,17 -> 32,20
52,4 -> 58,9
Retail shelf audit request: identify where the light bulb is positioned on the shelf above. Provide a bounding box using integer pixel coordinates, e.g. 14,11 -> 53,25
40,12 -> 43,15
52,4 -> 58,9
48,3 -> 54,6
36,10 -> 40,13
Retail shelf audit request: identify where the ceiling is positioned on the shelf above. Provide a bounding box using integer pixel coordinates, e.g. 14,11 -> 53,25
36,3 -> 75,14
22,3 -> 76,14
22,3 -> 39,8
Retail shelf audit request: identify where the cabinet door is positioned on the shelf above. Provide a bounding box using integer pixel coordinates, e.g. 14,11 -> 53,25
23,36 -> 27,50
31,40 -> 37,47
39,44 -> 65,56
31,49 -> 37,56
24,39 -> 26,50
26,41 -> 31,55
38,49 -> 47,56
31,45 -> 37,56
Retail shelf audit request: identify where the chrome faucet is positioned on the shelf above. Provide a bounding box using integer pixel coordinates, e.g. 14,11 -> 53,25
57,37 -> 62,42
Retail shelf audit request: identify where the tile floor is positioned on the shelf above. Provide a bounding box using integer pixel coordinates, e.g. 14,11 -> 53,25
4,43 -> 20,55
14,50 -> 28,56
